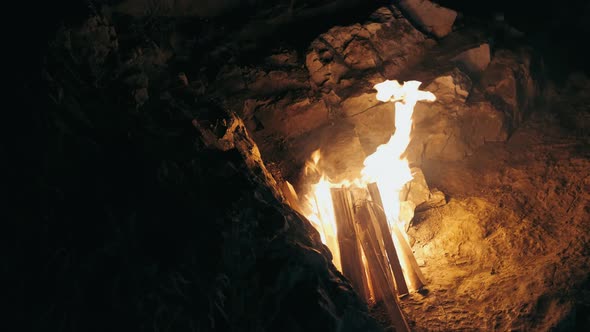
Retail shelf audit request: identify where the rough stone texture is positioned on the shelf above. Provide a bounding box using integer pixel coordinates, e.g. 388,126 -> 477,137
406,68 -> 508,164
451,43 -> 491,77
18,13 -> 384,332
305,6 -> 428,95
480,49 -> 538,130
402,168 -> 432,208
397,0 -> 457,38
243,94 -> 329,138
405,112 -> 590,331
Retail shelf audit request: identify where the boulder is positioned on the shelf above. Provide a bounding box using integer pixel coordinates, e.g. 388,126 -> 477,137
458,101 -> 509,150
480,49 -> 538,129
397,0 -> 457,38
305,6 -> 428,95
451,43 -> 491,77
406,68 -> 510,164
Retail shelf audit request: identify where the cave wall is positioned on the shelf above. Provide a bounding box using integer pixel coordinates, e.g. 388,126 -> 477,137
10,4 -> 388,331
8,0 -> 590,331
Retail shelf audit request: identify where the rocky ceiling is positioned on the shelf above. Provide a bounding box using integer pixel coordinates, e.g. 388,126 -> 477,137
7,0 -> 590,331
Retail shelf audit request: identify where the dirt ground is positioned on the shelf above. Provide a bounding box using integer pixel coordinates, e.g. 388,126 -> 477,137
387,108 -> 590,330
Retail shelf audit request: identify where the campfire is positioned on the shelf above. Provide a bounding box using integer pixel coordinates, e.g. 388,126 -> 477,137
285,80 -> 437,331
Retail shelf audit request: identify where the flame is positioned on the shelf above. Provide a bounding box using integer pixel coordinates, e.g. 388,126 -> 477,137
363,80 -> 436,226
300,80 -> 435,291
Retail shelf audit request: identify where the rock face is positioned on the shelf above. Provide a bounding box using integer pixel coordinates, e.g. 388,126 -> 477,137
406,68 -> 510,164
210,6 -> 539,185
407,113 -> 590,331
305,6 -> 428,95
20,14 -> 384,332
397,0 -> 457,38
480,49 -> 538,130
451,43 -> 491,77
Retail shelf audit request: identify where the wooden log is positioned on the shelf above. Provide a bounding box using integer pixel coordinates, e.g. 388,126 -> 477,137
355,201 -> 411,332
392,223 -> 426,290
367,183 -> 409,296
368,183 -> 426,291
365,205 -> 395,302
350,187 -> 382,302
331,188 -> 370,301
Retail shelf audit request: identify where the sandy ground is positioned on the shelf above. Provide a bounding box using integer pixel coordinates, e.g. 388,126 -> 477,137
388,110 -> 590,331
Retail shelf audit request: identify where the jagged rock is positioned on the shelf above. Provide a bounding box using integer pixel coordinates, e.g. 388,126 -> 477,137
397,0 -> 457,38
265,50 -> 300,67
451,43 -> 491,77
245,95 -> 330,138
305,6 -> 428,94
480,49 -> 538,129
402,167 -> 431,208
423,68 -> 472,104
367,7 -> 428,78
406,68 -> 509,163
458,100 -> 509,149
38,21 -> 384,330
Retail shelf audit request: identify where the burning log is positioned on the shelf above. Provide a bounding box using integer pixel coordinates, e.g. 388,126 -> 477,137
367,183 -> 409,296
391,222 -> 426,290
331,188 -> 370,301
368,183 -> 426,291
355,200 -> 411,332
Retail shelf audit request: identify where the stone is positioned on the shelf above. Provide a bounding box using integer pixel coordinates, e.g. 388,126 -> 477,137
402,168 -> 431,208
343,39 -> 381,70
399,200 -> 417,231
246,95 -> 330,139
397,0 -> 458,38
317,123 -> 367,183
416,188 -> 446,212
367,7 -> 428,78
423,68 -> 472,104
265,50 -> 299,67
340,93 -> 394,155
480,49 -> 537,129
451,43 -> 491,77
405,69 -> 473,163
458,101 -> 509,150
305,6 -> 428,94
423,132 -> 468,161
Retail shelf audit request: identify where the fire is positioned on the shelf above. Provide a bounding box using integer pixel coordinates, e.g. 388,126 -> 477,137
300,80 -> 435,292
363,80 -> 436,228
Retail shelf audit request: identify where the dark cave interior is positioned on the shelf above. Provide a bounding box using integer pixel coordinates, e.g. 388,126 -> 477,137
7,1 -> 590,331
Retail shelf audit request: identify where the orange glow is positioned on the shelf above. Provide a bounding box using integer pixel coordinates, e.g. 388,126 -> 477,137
301,80 -> 435,291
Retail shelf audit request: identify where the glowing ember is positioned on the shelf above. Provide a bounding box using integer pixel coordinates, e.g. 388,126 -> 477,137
300,79 -> 435,292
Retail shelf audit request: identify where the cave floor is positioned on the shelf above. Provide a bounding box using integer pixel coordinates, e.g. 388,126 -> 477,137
385,110 -> 589,331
